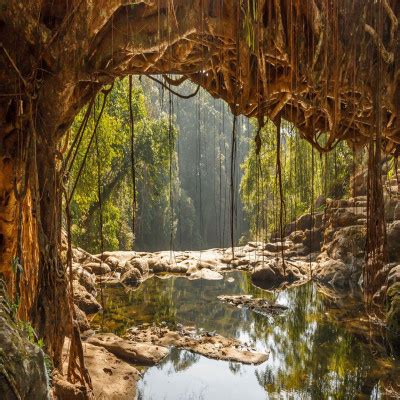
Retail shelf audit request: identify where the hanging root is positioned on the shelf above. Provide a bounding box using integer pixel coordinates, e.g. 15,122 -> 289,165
275,115 -> 286,274
128,76 -> 137,243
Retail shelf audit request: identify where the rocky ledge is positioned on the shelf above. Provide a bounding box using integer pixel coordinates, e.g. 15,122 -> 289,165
218,295 -> 288,316
126,324 -> 268,365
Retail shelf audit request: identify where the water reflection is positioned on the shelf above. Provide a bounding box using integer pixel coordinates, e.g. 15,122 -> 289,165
93,272 -> 400,399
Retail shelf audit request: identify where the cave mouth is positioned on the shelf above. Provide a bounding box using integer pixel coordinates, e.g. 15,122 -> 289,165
1,1 -> 399,396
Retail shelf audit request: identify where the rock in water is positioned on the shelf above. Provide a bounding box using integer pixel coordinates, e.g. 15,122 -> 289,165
86,332 -> 169,365
73,281 -> 102,314
0,286 -> 49,399
188,268 -> 223,280
127,325 -> 268,365
121,267 -> 142,286
218,295 -> 288,316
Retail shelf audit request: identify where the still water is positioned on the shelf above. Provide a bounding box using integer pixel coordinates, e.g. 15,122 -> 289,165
93,272 -> 400,399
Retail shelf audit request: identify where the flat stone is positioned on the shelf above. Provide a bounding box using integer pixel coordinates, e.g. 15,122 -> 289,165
62,339 -> 140,400
188,268 -> 223,280
86,332 -> 169,365
218,295 -> 288,316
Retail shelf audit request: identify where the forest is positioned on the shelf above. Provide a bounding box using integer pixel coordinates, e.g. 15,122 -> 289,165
1,1 -> 400,399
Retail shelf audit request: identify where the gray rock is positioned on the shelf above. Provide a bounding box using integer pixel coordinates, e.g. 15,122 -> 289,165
0,286 -> 49,399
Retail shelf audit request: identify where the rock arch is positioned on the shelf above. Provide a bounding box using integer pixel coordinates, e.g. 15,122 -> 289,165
0,0 -> 399,366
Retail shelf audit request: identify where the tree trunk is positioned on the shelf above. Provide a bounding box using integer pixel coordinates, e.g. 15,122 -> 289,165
0,106 -> 40,320
0,102 -> 68,368
31,131 -> 68,369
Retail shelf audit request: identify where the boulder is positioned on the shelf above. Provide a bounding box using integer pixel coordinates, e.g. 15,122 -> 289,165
149,257 -> 170,273
388,264 -> 400,286
121,267 -> 142,286
105,255 -> 124,271
296,213 -> 313,231
188,268 -> 223,280
83,262 -> 111,275
289,230 -> 305,244
0,288 -> 49,399
128,258 -> 149,276
74,304 -> 90,332
264,241 -> 292,253
323,225 -> 366,265
251,260 -> 304,289
252,263 -> 277,283
86,333 -> 169,365
331,209 -> 359,228
73,281 -> 102,314
313,258 -> 352,288
302,228 -> 323,252
387,221 -> 400,262
73,266 -> 96,296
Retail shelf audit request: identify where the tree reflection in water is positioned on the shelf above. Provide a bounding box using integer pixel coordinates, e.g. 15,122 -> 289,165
93,272 -> 400,399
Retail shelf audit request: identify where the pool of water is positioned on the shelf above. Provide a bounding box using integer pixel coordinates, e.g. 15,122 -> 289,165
93,272 -> 400,399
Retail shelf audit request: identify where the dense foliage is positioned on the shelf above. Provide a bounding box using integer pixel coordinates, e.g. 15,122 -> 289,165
241,120 -> 352,240
68,79 -> 353,252
68,78 -> 250,252
69,78 -> 180,252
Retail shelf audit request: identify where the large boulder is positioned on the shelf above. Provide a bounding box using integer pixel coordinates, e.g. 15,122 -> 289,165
83,262 -> 111,275
104,255 -> 124,271
387,221 -> 400,262
120,267 -> 142,286
251,259 -> 305,289
296,213 -> 313,231
313,257 -> 354,288
72,265 -> 97,296
386,278 -> 400,357
188,268 -> 223,280
323,225 -> 366,265
288,230 -> 305,244
302,228 -> 323,252
128,258 -> 149,276
73,281 -> 101,314
0,285 -> 49,399
330,209 -> 359,228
